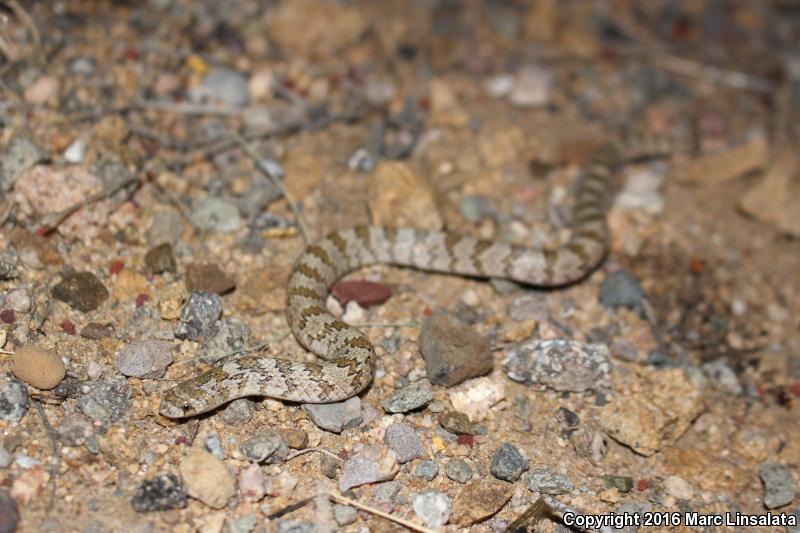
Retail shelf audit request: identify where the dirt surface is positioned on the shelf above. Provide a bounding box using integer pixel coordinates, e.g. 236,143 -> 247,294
0,1 -> 799,532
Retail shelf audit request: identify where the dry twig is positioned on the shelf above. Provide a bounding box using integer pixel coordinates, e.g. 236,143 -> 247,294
329,491 -> 438,533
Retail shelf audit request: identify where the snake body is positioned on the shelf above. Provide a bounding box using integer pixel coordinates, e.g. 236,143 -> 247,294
159,136 -> 673,418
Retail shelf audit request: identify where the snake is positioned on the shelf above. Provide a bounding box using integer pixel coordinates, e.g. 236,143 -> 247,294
159,135 -> 674,418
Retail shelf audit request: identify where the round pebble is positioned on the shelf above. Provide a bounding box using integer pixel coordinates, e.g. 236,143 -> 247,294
412,489 -> 451,528
0,375 -> 29,423
11,346 -> 66,390
179,448 -> 236,509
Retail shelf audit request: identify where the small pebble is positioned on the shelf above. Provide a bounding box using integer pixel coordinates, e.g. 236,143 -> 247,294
439,411 -> 476,435
320,454 -> 340,479
191,198 -> 242,233
80,322 -> 112,340
51,272 -> 109,312
0,489 -> 20,533
446,459 -> 473,484
221,398 -> 256,425
490,278 -> 521,295
57,415 -> 94,447
77,378 -> 132,425
526,468 -> 574,495
373,480 -> 401,502
11,346 -> 66,390
760,462 -> 797,509
504,339 -> 611,392
448,377 -> 505,422
459,195 -> 494,223
341,301 -> 366,324
4,288 -> 30,313
241,431 -> 289,464
0,446 -> 11,468
415,460 -> 439,481
1,135 -> 46,191
131,473 -> 187,512
507,294 -> 550,322
384,423 -> 424,463
509,65 -> 553,107
703,358 -> 743,395
338,444 -> 399,492
490,443 -> 529,482
412,490 -> 451,528
228,514 -> 257,533
204,435 -> 224,459
185,262 -> 236,294
0,375 -> 29,423
144,243 -> 176,274
114,340 -> 173,379
382,381 -> 433,413
663,475 -> 693,500
202,318 -> 250,361
451,479 -> 513,526
239,464 -> 266,501
599,270 -> 644,310
602,475 -> 634,493
303,396 -> 362,433
174,291 -> 222,341
333,504 -> 357,526
419,310 -> 492,387
274,521 -> 314,533
279,428 -> 309,449
331,280 -> 392,307
179,448 -> 236,509
63,138 -> 87,164
197,68 -> 249,107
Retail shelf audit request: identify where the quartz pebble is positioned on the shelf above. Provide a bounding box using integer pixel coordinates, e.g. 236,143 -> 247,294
179,448 -> 236,509
239,464 -> 266,501
412,490 -> 451,528
11,346 -> 66,389
4,288 -> 30,313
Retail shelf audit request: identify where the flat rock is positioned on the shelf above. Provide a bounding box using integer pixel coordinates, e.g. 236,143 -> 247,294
114,340 -> 173,379
412,490 -> 451,528
760,463 -> 797,509
179,448 -> 236,509
241,431 -> 289,464
382,381 -> 434,413
303,396 -> 362,433
11,346 -> 66,389
451,478 -> 513,526
77,378 -> 132,426
419,310 -> 492,387
331,280 -> 392,307
527,468 -> 574,495
52,272 -> 109,312
339,444 -> 399,492
185,262 -> 236,295
504,338 -> 611,392
383,423 -> 424,463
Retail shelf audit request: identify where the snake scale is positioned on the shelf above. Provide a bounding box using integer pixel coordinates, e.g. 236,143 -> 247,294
159,135 -> 673,418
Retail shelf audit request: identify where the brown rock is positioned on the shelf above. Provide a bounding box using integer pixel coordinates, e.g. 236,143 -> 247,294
185,262 -> 236,294
52,272 -> 109,312
179,448 -> 236,509
80,322 -> 113,340
279,428 -> 309,449
662,447 -> 750,493
739,150 -> 800,237
369,161 -> 443,230
419,310 -> 493,387
266,0 -> 367,56
9,228 -> 62,269
598,368 -> 703,456
232,266 -> 289,315
144,243 -> 176,274
11,346 -> 66,390
451,478 -> 513,526
112,269 -> 149,301
331,280 -> 392,308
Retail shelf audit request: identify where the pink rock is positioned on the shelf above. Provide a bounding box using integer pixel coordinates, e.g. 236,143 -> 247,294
24,75 -> 60,104
331,280 -> 392,307
239,464 -> 266,501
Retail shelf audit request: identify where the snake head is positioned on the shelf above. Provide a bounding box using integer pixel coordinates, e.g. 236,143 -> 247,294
159,385 -> 207,418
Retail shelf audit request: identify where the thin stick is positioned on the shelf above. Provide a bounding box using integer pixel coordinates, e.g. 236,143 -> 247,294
267,497 -> 314,519
39,176 -> 138,233
230,131 -> 311,243
285,447 -> 342,463
329,491 -> 438,533
135,99 -> 249,117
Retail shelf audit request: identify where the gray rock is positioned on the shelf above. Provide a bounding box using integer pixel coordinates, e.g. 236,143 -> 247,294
415,460 -> 439,481
174,291 -> 222,341
507,294 -> 550,322
227,514 -> 257,533
489,278 -> 520,295
333,504 -> 357,526
114,340 -> 173,379
504,339 -> 611,392
68,57 -> 96,77
320,454 -> 340,479
204,434 -> 224,459
459,196 -> 494,223
760,462 -> 796,509
1,135 -> 46,191
131,473 -> 187,512
338,444 -> 398,492
412,489 -> 451,528
419,310 -> 493,387
0,445 -> 11,468
0,489 -> 20,533
199,68 -> 249,107
490,443 -> 529,482
57,415 -> 94,447
147,211 -> 184,246
0,374 -> 29,423
221,398 -> 256,425
51,272 -> 109,312
789,508 -> 800,533
274,521 -> 314,533
241,431 -> 288,464
527,468 -> 574,495
599,270 -> 644,310
446,458 -> 473,484
510,65 -> 553,107
373,480 -> 401,502
5,288 -> 30,313
77,378 -> 132,425
144,243 -> 176,274
703,358 -> 743,395
202,318 -> 250,361
303,396 -> 362,433
191,198 -> 242,233
384,423 -> 424,463
382,381 -> 433,413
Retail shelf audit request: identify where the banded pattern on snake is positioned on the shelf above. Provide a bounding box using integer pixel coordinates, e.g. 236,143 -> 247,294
159,136 -> 674,418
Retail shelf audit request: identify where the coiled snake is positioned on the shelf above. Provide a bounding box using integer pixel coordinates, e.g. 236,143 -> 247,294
159,136 -> 673,418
